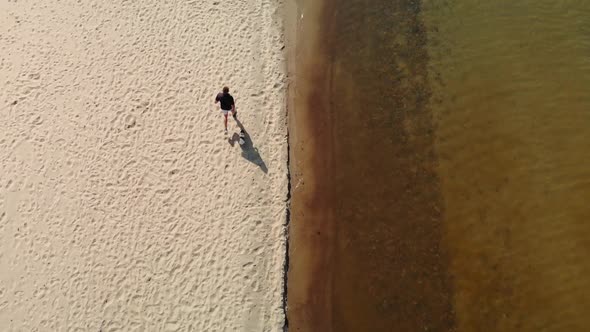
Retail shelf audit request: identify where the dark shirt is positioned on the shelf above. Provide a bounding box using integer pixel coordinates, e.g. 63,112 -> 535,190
216,92 -> 234,111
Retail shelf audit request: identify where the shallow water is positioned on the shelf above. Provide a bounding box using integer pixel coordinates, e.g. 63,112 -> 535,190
287,1 -> 590,331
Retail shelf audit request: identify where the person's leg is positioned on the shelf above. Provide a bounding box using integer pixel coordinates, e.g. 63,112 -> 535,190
223,113 -> 228,132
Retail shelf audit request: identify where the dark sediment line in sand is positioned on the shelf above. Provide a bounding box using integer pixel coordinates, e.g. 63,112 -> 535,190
286,0 -> 455,331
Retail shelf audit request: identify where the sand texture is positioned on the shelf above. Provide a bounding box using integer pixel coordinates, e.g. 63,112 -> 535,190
0,0 -> 288,330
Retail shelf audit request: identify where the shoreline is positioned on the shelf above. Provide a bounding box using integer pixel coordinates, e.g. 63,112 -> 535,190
285,1 -> 455,331
285,0 -> 337,330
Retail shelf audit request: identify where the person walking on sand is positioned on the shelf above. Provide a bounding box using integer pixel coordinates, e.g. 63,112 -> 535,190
215,86 -> 236,134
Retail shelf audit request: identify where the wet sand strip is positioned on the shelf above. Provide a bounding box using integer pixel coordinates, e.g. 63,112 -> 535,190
286,1 -> 455,331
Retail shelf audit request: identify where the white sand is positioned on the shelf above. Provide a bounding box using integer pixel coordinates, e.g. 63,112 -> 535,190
0,0 -> 288,330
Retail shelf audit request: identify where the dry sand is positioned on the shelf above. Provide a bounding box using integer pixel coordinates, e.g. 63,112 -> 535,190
0,0 -> 288,330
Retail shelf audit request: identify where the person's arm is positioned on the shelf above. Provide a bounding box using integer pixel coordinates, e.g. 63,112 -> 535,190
231,100 -> 236,116
215,93 -> 221,104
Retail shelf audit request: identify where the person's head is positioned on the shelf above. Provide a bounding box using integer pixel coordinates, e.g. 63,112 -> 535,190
222,86 -> 229,94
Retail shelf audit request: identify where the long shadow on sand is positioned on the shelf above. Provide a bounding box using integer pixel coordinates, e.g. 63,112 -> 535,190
228,117 -> 268,173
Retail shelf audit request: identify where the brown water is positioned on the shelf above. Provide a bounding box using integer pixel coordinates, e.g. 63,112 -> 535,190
286,1 -> 590,331
425,1 -> 590,331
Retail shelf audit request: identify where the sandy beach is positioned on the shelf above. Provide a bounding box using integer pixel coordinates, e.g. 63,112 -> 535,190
1,0 -> 288,330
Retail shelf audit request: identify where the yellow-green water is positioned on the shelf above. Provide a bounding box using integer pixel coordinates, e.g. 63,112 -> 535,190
287,1 -> 590,331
